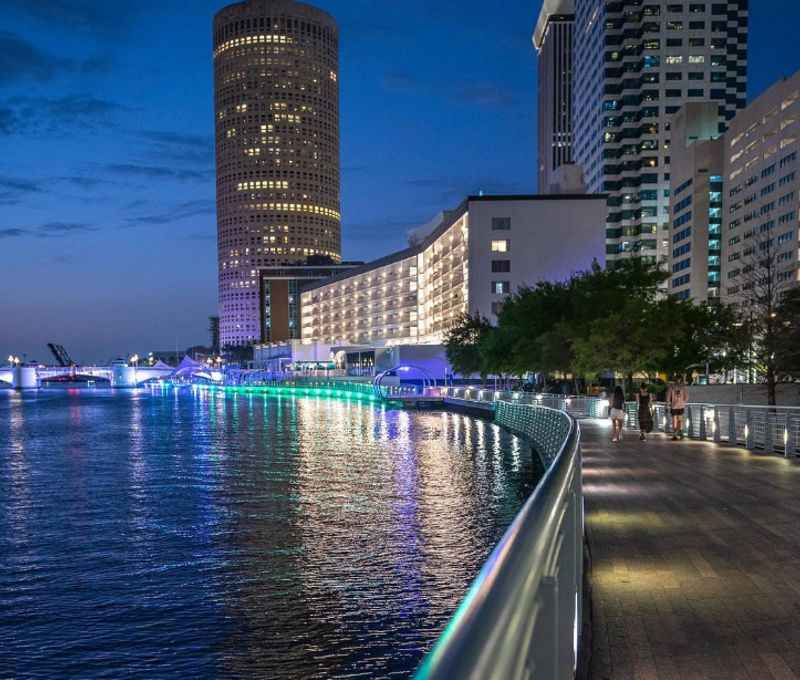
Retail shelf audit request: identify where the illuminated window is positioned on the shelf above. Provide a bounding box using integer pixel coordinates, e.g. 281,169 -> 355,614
491,281 -> 510,295
491,240 -> 509,253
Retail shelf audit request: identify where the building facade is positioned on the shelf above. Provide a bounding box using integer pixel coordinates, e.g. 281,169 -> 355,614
722,71 -> 800,303
535,0 -> 575,193
572,0 -> 748,266
300,195 -> 607,348
258,262 -> 361,343
667,102 -> 724,302
213,0 -> 341,347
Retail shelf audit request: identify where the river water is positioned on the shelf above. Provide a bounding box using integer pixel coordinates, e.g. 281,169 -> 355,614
0,387 -> 538,679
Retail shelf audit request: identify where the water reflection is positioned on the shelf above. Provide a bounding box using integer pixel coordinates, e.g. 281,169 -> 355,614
0,389 -> 538,679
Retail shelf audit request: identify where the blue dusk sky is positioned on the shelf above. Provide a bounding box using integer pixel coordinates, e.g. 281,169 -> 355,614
1,0 -> 799,363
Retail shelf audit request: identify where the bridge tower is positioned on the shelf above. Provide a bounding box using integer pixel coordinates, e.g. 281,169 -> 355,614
12,366 -> 39,390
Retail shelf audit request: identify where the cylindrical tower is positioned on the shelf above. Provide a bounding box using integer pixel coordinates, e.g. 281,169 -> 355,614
213,0 -> 341,348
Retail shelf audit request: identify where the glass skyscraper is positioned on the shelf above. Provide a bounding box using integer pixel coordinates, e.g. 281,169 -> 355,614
572,0 -> 748,266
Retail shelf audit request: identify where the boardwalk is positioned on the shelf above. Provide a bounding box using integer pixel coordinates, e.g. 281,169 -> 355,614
583,420 -> 800,680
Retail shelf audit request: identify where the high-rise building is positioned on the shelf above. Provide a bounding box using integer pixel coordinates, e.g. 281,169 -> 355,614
667,102 -> 724,303
572,0 -> 748,266
213,0 -> 341,348
534,0 -> 575,193
209,316 -> 220,353
722,70 -> 800,303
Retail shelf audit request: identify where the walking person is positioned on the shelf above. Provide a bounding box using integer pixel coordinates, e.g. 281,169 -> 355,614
636,385 -> 654,441
609,385 -> 626,443
666,380 -> 688,440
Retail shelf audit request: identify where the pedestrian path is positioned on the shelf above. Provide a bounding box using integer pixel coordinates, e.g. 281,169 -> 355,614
582,420 -> 800,680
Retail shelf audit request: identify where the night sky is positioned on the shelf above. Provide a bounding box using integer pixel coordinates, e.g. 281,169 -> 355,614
2,0 -> 799,363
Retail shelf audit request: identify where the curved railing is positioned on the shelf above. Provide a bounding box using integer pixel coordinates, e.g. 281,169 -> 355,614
415,399 -> 583,680
437,386 -> 609,419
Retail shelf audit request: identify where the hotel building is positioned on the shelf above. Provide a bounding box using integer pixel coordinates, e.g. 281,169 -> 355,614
572,0 -> 748,266
300,194 -> 607,348
722,71 -> 800,302
534,0 -> 575,193
213,0 -> 341,347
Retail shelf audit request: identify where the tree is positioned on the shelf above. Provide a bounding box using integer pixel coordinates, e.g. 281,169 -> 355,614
773,286 -> 800,381
497,281 -> 573,376
658,301 -> 748,381
498,259 -> 668,386
737,230 -> 794,404
479,324 -> 516,388
444,313 -> 491,380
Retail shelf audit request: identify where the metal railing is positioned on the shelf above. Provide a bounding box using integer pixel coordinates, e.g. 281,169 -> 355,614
646,402 -> 800,456
436,386 -> 609,419
415,401 -> 583,680
438,388 -> 800,458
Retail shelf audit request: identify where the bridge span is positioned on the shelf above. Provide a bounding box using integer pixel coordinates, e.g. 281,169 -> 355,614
0,365 -> 174,389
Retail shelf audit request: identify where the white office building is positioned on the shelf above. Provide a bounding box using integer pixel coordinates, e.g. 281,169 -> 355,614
722,70 -> 800,302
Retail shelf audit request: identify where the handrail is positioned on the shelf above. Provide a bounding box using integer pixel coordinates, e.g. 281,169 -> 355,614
415,403 -> 583,680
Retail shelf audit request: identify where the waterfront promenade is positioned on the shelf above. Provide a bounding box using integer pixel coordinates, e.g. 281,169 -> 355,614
583,421 -> 800,680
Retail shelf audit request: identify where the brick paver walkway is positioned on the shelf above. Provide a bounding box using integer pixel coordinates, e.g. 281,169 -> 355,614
583,420 -> 800,680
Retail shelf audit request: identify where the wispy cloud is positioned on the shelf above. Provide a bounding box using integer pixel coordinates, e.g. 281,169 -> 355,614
381,71 -> 519,109
0,94 -> 124,135
137,130 -> 211,148
38,222 -> 97,236
135,129 -> 215,165
0,228 -> 27,239
54,176 -> 109,190
0,175 -> 43,205
106,164 -> 211,182
0,33 -> 111,86
185,231 -> 216,242
5,0 -> 143,37
125,199 -> 216,227
0,222 -> 96,239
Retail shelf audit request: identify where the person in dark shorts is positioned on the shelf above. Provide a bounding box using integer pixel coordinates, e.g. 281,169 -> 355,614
636,385 -> 653,441
666,381 -> 688,440
609,385 -> 626,443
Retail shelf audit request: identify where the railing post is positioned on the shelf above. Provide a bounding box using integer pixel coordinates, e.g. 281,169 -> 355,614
698,405 -> 706,440
713,406 -> 721,443
729,406 -> 737,444
745,409 -> 754,450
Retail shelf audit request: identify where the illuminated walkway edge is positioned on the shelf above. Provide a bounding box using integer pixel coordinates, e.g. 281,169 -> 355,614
193,382 -> 382,403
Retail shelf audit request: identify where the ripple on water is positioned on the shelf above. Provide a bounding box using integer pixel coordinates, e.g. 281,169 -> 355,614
0,388 -> 538,679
